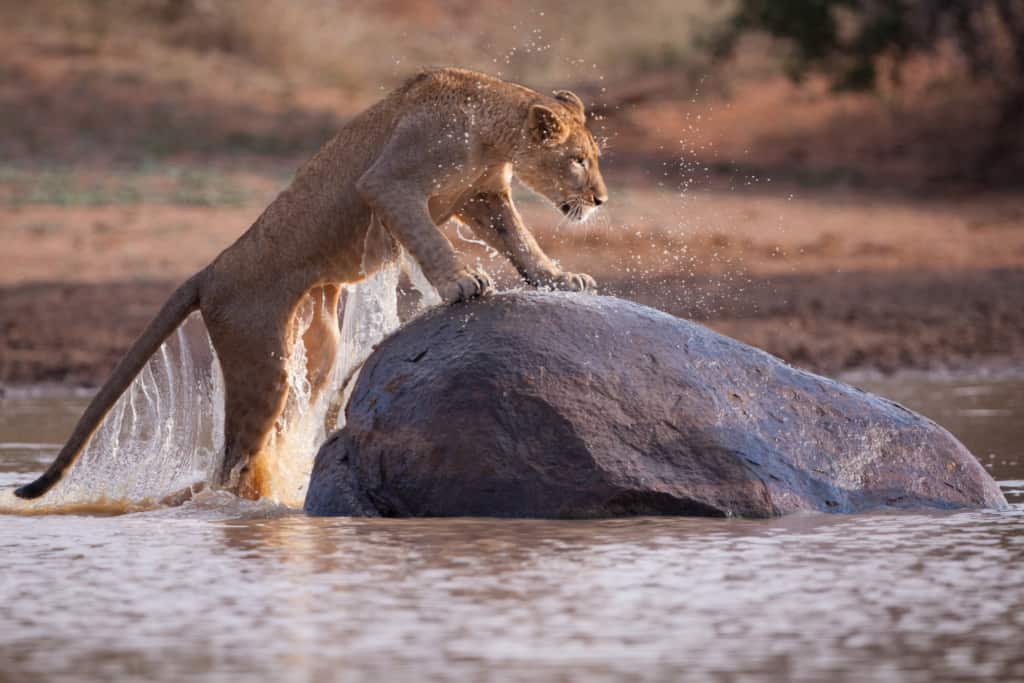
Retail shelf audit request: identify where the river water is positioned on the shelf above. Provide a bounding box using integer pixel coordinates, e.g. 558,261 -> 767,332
1,376 -> 1021,683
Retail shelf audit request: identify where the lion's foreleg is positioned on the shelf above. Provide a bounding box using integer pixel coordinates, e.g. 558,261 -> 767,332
456,191 -> 596,292
456,190 -> 557,282
356,119 -> 492,303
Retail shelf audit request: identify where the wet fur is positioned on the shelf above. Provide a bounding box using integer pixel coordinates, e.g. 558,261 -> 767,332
16,67 -> 609,500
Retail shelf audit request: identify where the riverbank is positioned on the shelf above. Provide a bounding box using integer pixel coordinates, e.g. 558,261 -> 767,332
3,175 -> 1023,386
2,265 -> 1021,387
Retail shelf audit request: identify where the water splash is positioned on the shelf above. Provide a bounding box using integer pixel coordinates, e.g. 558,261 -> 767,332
3,252 -> 438,513
4,312 -> 225,513
404,252 -> 443,310
256,258 -> 407,506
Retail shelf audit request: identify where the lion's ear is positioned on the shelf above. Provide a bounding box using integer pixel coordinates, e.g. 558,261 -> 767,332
528,104 -> 569,146
553,90 -> 585,123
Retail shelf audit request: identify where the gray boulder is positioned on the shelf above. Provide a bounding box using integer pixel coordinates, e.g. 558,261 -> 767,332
305,292 -> 1006,518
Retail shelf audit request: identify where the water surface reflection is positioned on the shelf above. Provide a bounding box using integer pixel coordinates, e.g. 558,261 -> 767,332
1,377 -> 1022,682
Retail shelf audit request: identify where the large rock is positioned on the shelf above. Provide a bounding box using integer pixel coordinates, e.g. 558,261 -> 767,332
305,292 -> 1006,518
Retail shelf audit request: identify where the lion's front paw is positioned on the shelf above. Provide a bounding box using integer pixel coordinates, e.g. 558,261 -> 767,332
439,266 -> 494,304
545,271 -> 596,293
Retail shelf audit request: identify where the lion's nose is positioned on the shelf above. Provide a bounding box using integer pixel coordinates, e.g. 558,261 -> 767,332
592,194 -> 606,206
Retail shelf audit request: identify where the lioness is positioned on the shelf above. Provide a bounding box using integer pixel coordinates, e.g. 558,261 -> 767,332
16,67 -> 608,501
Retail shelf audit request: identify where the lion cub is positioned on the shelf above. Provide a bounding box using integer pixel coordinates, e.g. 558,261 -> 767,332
17,67 -> 609,501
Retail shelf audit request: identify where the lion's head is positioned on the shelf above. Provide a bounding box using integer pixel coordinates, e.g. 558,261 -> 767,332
513,90 -> 608,221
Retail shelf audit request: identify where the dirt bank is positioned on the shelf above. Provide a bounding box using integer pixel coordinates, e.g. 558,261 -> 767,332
2,268 -> 1021,388
2,177 -> 1022,387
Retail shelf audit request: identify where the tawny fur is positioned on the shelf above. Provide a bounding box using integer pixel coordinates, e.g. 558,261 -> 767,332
16,67 -> 609,501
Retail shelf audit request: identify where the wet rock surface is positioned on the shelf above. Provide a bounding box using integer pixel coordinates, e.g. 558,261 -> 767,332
305,292 -> 1006,518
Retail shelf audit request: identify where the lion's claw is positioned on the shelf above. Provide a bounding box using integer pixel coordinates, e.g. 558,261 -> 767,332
539,271 -> 596,293
441,267 -> 494,304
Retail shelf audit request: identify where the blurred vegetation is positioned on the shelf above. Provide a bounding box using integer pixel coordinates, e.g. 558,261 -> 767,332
1,0 -> 1021,189
716,1 -> 1024,177
0,165 -> 251,208
19,0 -> 727,91
718,1 -> 1023,92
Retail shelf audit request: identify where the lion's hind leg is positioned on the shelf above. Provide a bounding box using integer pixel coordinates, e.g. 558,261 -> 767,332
301,284 -> 342,404
206,309 -> 293,499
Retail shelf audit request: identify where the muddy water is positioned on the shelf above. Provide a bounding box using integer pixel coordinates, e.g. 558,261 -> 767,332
1,377 -> 1022,683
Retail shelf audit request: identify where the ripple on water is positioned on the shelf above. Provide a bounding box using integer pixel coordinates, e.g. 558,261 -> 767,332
1,508 -> 1023,683
2,376 -> 1023,682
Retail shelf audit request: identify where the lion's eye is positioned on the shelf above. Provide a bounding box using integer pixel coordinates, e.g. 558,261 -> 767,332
570,156 -> 587,168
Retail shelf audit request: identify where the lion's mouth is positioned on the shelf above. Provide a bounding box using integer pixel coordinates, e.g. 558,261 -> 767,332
559,200 -> 597,222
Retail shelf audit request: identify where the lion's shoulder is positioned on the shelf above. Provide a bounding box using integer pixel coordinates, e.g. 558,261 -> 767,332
396,67 -> 536,104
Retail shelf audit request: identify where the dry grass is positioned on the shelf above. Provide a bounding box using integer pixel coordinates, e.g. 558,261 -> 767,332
2,0 -> 731,93
0,0 -> 1018,188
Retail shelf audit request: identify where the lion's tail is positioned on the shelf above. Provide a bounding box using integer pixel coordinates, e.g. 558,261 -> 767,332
14,271 -> 206,500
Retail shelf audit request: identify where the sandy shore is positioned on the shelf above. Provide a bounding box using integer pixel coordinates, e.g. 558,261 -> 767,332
2,266 -> 1021,387
2,176 -> 1022,386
